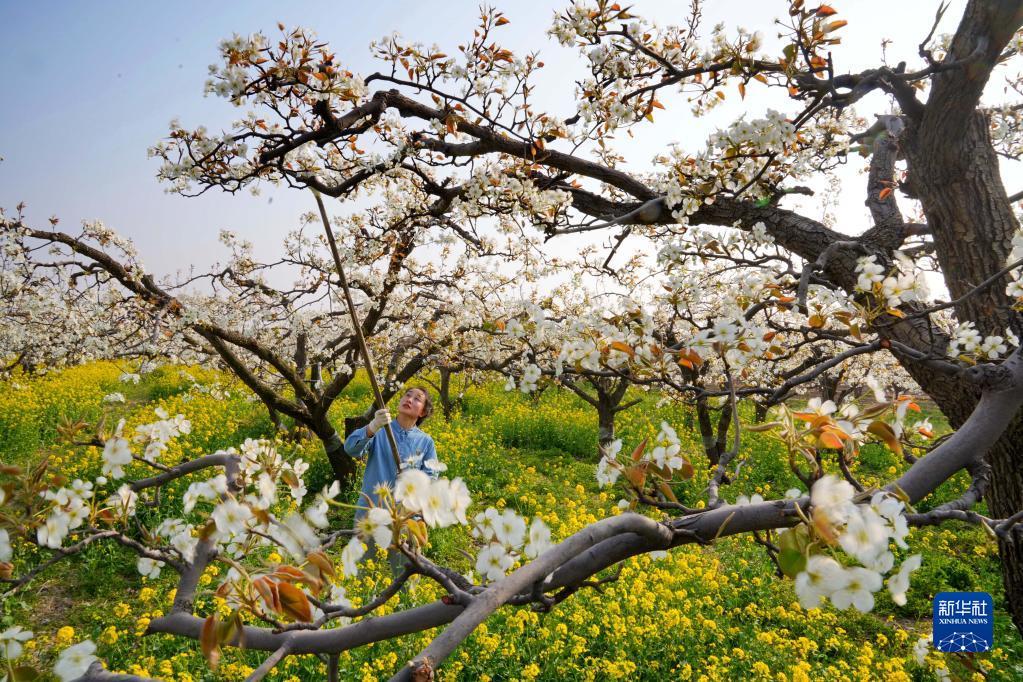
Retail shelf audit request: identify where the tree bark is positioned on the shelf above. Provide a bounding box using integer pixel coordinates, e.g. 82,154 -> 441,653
695,396 -> 732,466
311,418 -> 357,484
596,398 -> 615,450
903,108 -> 1023,634
439,367 -> 454,421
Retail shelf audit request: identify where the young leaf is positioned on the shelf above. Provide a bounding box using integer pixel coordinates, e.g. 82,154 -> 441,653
609,340 -> 635,357
407,518 -> 430,547
277,581 -> 313,622
778,548 -> 807,578
817,429 -> 845,449
631,437 -> 649,463
867,420 -> 903,456
657,480 -> 679,502
201,614 -> 222,669
307,550 -> 336,579
253,576 -> 280,614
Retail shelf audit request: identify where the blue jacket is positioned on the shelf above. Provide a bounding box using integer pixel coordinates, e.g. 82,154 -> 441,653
344,421 -> 439,520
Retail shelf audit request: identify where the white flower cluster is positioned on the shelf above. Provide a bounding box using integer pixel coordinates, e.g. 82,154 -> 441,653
1,628 -> 93,681
105,484 -> 139,520
36,479 -> 94,549
101,410 -> 193,476
550,304 -> 663,378
695,314 -> 772,368
946,321 -> 1017,360
596,439 -> 624,488
134,407 -> 192,463
155,518 -> 199,564
237,438 -> 310,501
991,103 -> 1023,160
596,421 -> 690,488
795,476 -> 921,613
150,122 -> 251,194
854,253 -> 928,308
548,3 -> 618,46
100,419 -> 132,479
748,221 -> 775,247
505,363 -> 542,394
183,474 -> 229,513
455,167 -> 572,223
648,421 -> 685,470
472,507 -> 553,581
342,469 -> 472,579
204,33 -> 267,101
394,469 -> 472,529
708,110 -> 796,156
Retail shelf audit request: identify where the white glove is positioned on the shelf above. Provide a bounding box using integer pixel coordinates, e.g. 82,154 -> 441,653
367,408 -> 391,436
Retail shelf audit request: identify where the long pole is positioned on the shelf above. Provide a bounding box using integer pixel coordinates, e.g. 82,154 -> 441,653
312,189 -> 402,470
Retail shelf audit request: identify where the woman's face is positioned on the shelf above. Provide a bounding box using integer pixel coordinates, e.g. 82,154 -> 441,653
398,389 -> 427,420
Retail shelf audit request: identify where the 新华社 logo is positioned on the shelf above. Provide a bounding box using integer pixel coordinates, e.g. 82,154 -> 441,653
932,591 -> 993,653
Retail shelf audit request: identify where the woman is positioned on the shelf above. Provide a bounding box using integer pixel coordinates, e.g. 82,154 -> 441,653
344,386 -> 439,569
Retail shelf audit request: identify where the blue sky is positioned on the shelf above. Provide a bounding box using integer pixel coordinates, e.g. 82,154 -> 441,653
0,1 -> 575,272
1,1 -> 989,278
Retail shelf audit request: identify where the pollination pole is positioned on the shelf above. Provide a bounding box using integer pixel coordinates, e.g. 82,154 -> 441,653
312,189 -> 402,470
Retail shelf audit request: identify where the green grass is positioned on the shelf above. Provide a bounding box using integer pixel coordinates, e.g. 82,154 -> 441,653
1,366 -> 1021,681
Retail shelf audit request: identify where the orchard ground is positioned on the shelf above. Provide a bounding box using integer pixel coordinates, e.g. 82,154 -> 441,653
1,363 -> 1021,681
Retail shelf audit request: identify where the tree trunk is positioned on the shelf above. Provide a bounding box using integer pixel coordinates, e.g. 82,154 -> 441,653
696,397 -> 731,466
344,414 -> 371,439
904,110 -> 1023,634
312,418 -> 357,485
439,367 -> 454,421
819,372 -> 841,405
256,394 -> 283,433
986,426 -> 1023,635
596,400 -> 615,452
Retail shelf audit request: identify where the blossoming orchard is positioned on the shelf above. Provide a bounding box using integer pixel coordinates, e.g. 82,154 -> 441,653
3,0 -> 1023,679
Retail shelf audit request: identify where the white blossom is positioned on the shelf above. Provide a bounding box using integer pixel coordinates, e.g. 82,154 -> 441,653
54,640 -> 98,681
476,542 -> 515,581
887,554 -> 922,606
341,537 -> 366,577
211,499 -> 253,536
137,556 -> 164,579
0,625 -> 34,660
829,566 -> 883,612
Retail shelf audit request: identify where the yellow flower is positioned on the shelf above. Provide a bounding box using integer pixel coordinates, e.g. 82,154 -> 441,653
55,626 -> 75,646
113,602 -> 131,618
99,625 -> 119,645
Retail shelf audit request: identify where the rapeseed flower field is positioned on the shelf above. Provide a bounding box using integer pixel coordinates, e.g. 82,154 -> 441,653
1,364 -> 1020,680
